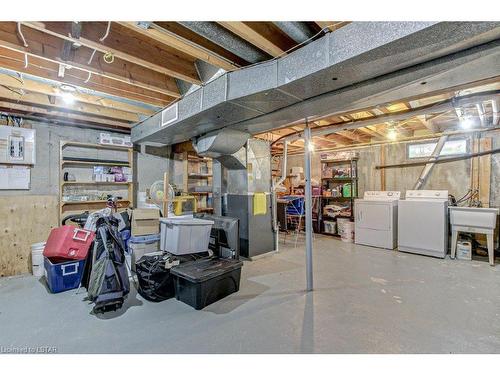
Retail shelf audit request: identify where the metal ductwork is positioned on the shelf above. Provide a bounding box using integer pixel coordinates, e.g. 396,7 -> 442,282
193,128 -> 251,169
132,22 -> 500,146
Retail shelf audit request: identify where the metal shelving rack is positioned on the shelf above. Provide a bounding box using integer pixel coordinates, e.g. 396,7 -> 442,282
59,141 -> 134,222
319,158 -> 358,236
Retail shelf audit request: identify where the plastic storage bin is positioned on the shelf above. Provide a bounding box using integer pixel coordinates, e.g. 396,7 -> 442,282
171,258 -> 243,310
43,225 -> 95,262
44,257 -> 85,293
160,218 -> 214,255
128,234 -> 160,270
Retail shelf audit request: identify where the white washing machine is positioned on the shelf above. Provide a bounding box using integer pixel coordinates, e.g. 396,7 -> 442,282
354,191 -> 401,249
398,190 -> 449,258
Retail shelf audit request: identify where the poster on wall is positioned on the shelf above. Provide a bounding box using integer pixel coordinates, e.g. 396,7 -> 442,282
0,166 -> 31,190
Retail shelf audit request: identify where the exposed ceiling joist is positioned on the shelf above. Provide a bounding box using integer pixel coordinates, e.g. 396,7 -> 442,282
0,22 -> 181,100
117,22 -> 238,72
0,100 -> 131,129
21,22 -> 201,85
218,22 -> 290,57
0,85 -> 138,122
315,21 -> 350,32
154,22 -> 250,67
0,45 -> 172,107
0,71 -> 155,116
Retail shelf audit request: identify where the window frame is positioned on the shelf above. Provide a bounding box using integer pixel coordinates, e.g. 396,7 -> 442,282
406,138 -> 469,160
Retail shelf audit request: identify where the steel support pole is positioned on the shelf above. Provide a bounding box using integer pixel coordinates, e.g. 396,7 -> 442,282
304,120 -> 314,291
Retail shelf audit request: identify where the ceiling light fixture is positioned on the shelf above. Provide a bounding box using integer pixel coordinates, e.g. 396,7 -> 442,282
459,118 -> 473,129
387,128 -> 397,141
61,91 -> 75,104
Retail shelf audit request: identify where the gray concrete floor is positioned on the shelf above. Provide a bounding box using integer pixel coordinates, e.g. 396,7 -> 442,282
1,235 -> 500,354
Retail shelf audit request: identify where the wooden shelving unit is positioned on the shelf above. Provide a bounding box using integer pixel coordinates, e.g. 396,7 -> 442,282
59,141 -> 134,222
181,152 -> 213,212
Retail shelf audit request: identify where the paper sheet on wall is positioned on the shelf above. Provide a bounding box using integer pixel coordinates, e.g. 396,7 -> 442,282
0,166 -> 31,189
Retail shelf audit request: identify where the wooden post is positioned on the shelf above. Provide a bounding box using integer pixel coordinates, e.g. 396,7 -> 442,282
479,137 -> 491,207
163,172 -> 169,217
380,144 -> 386,191
182,151 -> 189,193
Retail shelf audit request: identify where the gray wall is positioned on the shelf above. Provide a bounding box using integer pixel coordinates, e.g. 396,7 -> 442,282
286,132 -> 499,207
0,121 -> 168,198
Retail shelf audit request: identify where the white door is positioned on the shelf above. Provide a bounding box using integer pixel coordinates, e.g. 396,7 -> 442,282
356,202 -> 391,231
398,201 -> 446,252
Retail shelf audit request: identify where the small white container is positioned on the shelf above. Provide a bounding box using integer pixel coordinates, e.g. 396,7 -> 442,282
31,242 -> 46,277
340,221 -> 355,243
324,221 -> 336,234
160,217 -> 214,255
456,241 -> 472,261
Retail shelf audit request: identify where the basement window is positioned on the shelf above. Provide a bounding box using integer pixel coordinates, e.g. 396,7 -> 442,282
407,139 -> 468,159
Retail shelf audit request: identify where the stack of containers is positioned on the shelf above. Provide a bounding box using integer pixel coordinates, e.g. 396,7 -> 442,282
129,208 -> 161,270
43,225 -> 95,293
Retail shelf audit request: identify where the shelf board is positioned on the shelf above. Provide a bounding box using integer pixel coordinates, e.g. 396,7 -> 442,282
62,181 -> 132,186
61,141 -> 132,151
188,174 -> 212,178
61,199 -> 130,206
62,160 -> 130,167
321,159 -> 358,164
321,177 -> 357,181
197,207 -> 214,212
189,191 -> 212,195
321,196 -> 355,200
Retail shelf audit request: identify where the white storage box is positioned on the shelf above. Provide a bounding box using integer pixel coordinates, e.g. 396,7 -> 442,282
160,217 -> 214,255
128,234 -> 160,270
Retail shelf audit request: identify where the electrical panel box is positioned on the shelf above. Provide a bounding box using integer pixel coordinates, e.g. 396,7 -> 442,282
0,125 -> 36,164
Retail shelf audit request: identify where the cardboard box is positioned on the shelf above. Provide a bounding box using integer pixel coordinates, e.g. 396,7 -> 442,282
132,208 -> 160,236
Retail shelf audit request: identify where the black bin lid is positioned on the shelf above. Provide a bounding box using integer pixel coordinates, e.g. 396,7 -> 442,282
171,258 -> 243,283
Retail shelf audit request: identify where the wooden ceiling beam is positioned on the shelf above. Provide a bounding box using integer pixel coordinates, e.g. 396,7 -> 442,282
315,21 -> 351,32
0,85 -> 138,122
118,22 -> 239,72
154,22 -> 249,67
0,71 -> 155,116
22,22 -> 201,85
0,45 -> 172,107
218,22 -> 291,57
0,22 -> 180,99
0,100 -> 131,130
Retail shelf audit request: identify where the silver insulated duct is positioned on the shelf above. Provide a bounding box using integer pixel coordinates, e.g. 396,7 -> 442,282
193,128 -> 250,169
132,22 -> 500,146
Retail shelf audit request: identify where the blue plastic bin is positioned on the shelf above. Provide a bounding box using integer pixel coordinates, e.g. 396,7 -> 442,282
44,257 -> 85,293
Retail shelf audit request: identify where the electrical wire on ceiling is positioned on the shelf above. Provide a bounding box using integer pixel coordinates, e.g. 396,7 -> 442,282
16,22 -> 29,48
88,21 -> 113,65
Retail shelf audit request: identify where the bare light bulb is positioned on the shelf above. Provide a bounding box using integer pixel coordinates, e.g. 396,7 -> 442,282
61,92 -> 75,104
387,128 -> 397,141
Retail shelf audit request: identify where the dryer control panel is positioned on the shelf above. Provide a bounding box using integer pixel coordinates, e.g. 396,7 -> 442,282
363,191 -> 401,201
405,190 -> 448,200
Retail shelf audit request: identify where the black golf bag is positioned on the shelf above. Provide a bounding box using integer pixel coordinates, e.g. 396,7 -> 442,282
87,216 -> 130,313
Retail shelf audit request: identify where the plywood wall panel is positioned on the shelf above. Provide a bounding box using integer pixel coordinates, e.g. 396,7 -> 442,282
0,195 -> 58,277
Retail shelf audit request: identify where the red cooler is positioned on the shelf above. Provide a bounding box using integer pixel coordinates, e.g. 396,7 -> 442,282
43,225 -> 95,261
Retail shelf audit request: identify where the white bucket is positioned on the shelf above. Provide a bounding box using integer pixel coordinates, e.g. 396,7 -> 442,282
31,242 -> 46,277
339,221 -> 355,243
336,218 -> 349,237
